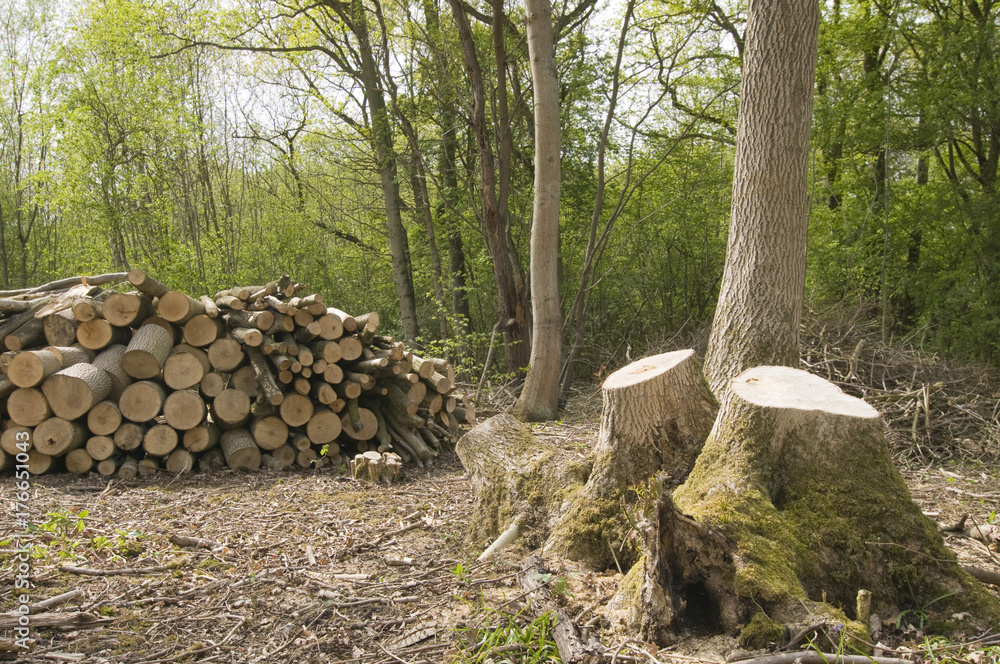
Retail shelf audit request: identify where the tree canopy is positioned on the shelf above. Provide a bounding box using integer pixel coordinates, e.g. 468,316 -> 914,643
2,0 -> 998,386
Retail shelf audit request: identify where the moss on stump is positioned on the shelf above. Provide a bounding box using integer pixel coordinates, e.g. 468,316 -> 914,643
661,366 -> 1000,636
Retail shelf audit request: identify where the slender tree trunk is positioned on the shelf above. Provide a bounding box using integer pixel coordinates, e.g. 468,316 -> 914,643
409,151 -> 449,339
351,0 -> 419,341
517,0 -> 562,421
447,0 -> 529,374
560,0 -> 635,401
422,0 -> 472,333
703,0 -> 819,394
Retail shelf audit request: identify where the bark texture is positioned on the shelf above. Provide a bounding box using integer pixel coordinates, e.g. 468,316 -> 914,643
703,0 -> 820,394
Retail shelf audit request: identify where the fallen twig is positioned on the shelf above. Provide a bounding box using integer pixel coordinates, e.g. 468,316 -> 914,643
58,564 -> 172,576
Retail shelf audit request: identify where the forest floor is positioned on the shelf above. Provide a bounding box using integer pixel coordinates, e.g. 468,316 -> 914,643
1,386 -> 999,664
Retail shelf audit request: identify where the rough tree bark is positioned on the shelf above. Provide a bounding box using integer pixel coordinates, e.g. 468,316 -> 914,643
456,413 -> 590,548
702,0 -> 819,394
349,0 -> 419,341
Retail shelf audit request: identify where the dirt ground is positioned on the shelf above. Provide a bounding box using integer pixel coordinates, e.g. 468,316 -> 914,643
2,412 -> 999,664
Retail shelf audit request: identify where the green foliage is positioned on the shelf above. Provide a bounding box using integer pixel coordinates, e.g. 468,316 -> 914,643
25,509 -> 89,560
4,0 -> 1000,385
453,606 -> 561,664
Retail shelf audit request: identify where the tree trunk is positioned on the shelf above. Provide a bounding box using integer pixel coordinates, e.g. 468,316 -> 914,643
447,0 -> 529,374
349,0 -> 419,341
703,0 -> 819,394
517,0 -> 562,421
624,366 -> 1000,643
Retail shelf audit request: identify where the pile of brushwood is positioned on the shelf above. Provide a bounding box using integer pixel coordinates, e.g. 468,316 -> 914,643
800,304 -> 1000,461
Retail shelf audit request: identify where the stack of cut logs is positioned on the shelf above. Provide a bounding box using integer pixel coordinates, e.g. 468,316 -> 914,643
0,271 -> 475,477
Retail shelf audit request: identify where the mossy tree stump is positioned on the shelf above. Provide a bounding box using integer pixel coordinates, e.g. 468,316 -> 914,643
456,413 -> 590,548
625,365 -> 1000,643
546,350 -> 718,568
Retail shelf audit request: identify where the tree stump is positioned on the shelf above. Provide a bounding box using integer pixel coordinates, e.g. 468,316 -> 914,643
547,350 -> 718,568
626,366 -> 1000,643
456,414 -> 591,548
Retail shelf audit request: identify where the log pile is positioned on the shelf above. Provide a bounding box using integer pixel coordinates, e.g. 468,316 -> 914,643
0,271 -> 475,477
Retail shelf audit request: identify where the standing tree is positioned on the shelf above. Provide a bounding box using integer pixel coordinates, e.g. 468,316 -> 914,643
446,0 -> 530,375
701,0 -> 818,394
516,0 -> 561,421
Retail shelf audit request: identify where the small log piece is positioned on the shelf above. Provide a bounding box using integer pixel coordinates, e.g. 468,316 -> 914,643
220,429 -> 261,470
250,415 -> 289,451
5,317 -> 45,351
65,449 -> 95,475
128,269 -> 169,297
85,435 -> 116,461
34,417 -> 88,456
212,389 -> 251,429
143,424 -> 179,456
118,380 -> 166,423
183,421 -> 220,453
306,405 -> 342,445
76,319 -> 130,351
41,363 -> 113,420
165,448 -> 195,473
87,400 -> 122,436
91,344 -> 131,399
103,293 -> 153,327
7,350 -> 64,388
279,392 -> 314,428
183,314 -> 225,347
158,290 -> 206,324
163,390 -> 207,431
113,423 -> 144,452
122,324 -> 173,379
207,337 -> 244,372
42,309 -> 79,346
118,456 -> 140,479
163,348 -> 208,390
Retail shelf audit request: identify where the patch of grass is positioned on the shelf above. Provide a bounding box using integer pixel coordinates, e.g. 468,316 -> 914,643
920,636 -> 1000,663
453,606 -> 561,663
